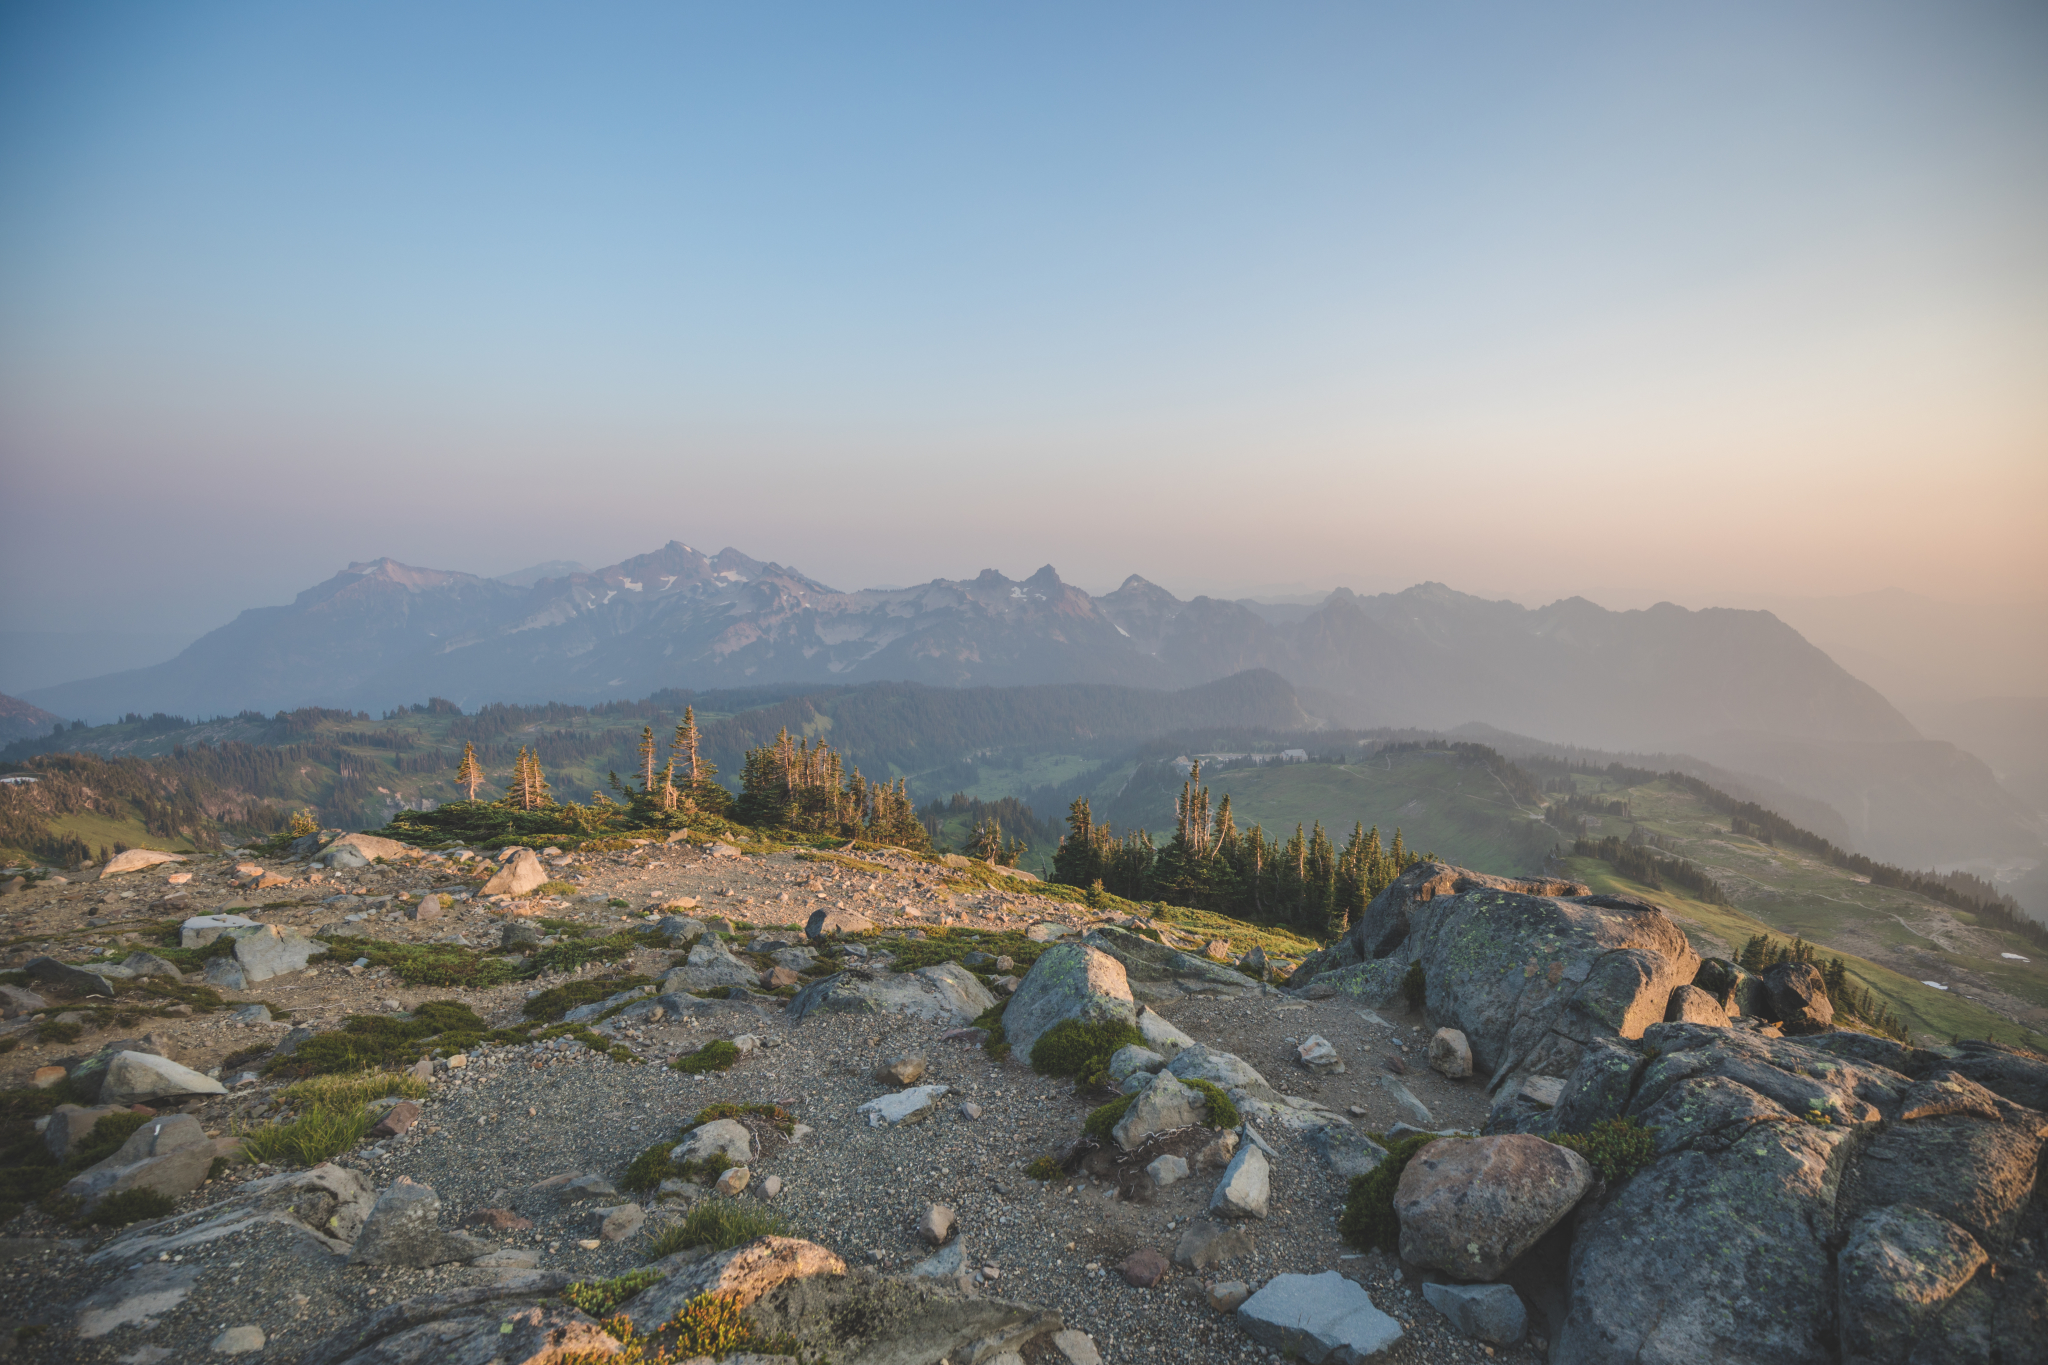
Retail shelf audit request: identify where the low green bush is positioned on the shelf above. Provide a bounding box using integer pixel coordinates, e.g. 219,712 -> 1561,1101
1029,1018 -> 1146,1087
65,1111 -> 150,1169
691,1102 -> 792,1130
343,940 -> 524,989
522,975 -> 654,1023
1023,1155 -> 1062,1181
1338,1134 -> 1437,1254
564,1267 -> 667,1317
672,1040 -> 740,1074
264,1000 -> 488,1078
241,1106 -> 372,1166
85,1188 -> 177,1227
1082,1093 -> 1136,1142
1550,1117 -> 1658,1184
650,1201 -> 788,1257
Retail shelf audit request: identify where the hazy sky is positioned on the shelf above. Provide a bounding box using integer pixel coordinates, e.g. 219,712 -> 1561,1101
2,1 -> 2043,645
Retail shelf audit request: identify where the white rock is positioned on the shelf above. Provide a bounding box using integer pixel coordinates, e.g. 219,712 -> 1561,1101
1051,1328 -> 1103,1365
1296,1034 -> 1344,1073
673,1118 -> 754,1165
858,1084 -> 950,1127
1209,1144 -> 1271,1220
99,849 -> 187,879
210,1324 -> 266,1355
73,1263 -> 201,1338
1113,1072 -> 1205,1150
1428,1028 -> 1473,1079
1238,1270 -> 1403,1362
1378,1074 -> 1433,1127
101,1051 -> 227,1104
180,914 -> 259,949
1106,1044 -> 1166,1087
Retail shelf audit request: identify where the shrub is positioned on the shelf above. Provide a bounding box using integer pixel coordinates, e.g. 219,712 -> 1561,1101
1550,1118 -> 1658,1184
342,939 -> 524,989
36,1021 -> 82,1044
671,1040 -> 740,1074
1338,1134 -> 1437,1254
265,1001 -> 488,1078
563,1268 -> 667,1317
666,1292 -> 756,1356
1401,961 -> 1427,1013
1082,1093 -> 1136,1142
972,999 -> 1010,1062
653,1201 -> 787,1256
622,1140 -> 731,1193
1023,1155 -> 1062,1181
522,975 -> 654,1023
1029,1018 -> 1146,1087
1183,1078 -> 1240,1130
534,880 -> 578,897
67,1111 -> 151,1169
691,1102 -> 792,1131
86,1188 -> 177,1227
241,1105 -> 371,1166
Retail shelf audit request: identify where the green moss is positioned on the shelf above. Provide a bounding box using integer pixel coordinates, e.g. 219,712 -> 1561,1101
1550,1117 -> 1659,1183
691,1102 -> 793,1130
85,1188 -> 177,1227
1029,1018 -> 1146,1087
672,1040 -> 740,1074
1182,1078 -> 1240,1130
971,999 -> 1010,1061
1339,1134 -> 1437,1254
343,939 -> 524,989
1024,1155 -> 1062,1181
1082,1093 -> 1136,1142
263,1000 -> 488,1078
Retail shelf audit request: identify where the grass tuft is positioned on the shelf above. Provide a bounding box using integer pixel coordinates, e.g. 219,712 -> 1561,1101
85,1188 -> 177,1227
671,1040 -> 740,1074
1082,1093 -> 1136,1142
1550,1117 -> 1658,1184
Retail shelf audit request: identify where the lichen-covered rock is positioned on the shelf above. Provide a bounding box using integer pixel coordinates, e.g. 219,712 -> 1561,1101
673,1118 -> 754,1166
1837,1204 -> 1988,1364
623,1236 -> 847,1331
1394,1135 -> 1590,1280
1000,944 -> 1137,1064
350,1178 -> 492,1268
1692,958 -> 1771,1017
1106,1044 -> 1166,1087
1112,1073 -> 1206,1150
1665,983 -> 1728,1026
1289,862 -> 1588,984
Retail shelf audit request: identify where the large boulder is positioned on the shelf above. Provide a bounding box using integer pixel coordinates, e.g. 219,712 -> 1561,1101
1552,1021 -> 2048,1365
1759,959 -> 1834,1034
999,944 -> 1137,1064
1079,926 -> 1266,1002
317,832 -> 412,867
209,923 -> 326,987
1394,1135 -> 1591,1280
99,1051 -> 228,1105
1236,1271 -> 1402,1361
1290,862 -> 1589,983
1692,958 -> 1772,1017
785,964 -> 995,1026
63,1114 -> 234,1213
98,849 -> 187,879
481,849 -> 547,897
24,955 -> 115,997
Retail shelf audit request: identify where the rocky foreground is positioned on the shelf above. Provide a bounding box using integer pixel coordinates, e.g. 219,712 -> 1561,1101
1,842 -> 2043,1364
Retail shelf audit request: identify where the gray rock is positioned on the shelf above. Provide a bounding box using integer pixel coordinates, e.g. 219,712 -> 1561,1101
1134,1004 -> 1195,1056
98,848 -> 187,878
1000,943 -> 1138,1064
1237,1271 -> 1403,1362
1427,1028 -> 1472,1078
43,1104 -> 130,1160
350,1178 -> 493,1267
1296,1034 -> 1345,1073
118,952 -> 185,980
500,920 -> 543,949
180,914 -> 259,948
1107,1044 -> 1166,1086
654,914 -> 706,942
771,945 -> 819,970
1173,1220 -> 1254,1269
73,1261 -> 203,1338
0,984 -> 47,1015
1167,1044 -> 1276,1098
1396,1134 -> 1590,1280
858,1085 -> 950,1126
1312,1127 -> 1390,1178
1940,1038 -> 2048,1112
1079,926 -> 1265,1002
674,1118 -> 755,1166
1378,1074 -> 1433,1127
1759,960 -> 1834,1034
1112,1072 -> 1206,1150
24,955 -> 114,997
480,849 -> 547,897
211,1324 -> 266,1355
63,1113 -> 216,1209
229,1004 -> 271,1023
1423,1281 -> 1528,1346
665,937 -> 761,990
1146,1154 -> 1190,1187
470,1247 -> 540,1268
592,1203 -> 645,1241
1547,1035 -> 1646,1134
784,963 -> 995,1026
1837,1204 -> 1987,1362
1208,1143 -> 1270,1220
806,907 -> 876,938
1691,957 -> 1772,1018
910,1237 -> 970,1280
101,1050 -> 228,1104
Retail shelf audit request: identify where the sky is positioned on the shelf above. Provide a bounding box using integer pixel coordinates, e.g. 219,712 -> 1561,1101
2,0 -> 2044,663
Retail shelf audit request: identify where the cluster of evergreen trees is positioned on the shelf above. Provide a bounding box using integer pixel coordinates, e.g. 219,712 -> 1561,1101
1737,933 -> 1907,1041
1570,834 -> 1731,906
916,793 -> 1058,865
733,728 -> 926,847
1051,761 -> 1429,939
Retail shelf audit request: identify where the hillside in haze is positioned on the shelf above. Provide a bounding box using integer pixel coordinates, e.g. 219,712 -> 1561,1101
25,541 -> 1916,759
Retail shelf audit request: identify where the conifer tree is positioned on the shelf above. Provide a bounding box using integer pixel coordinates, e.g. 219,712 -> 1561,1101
638,726 -> 657,795
455,741 -> 484,802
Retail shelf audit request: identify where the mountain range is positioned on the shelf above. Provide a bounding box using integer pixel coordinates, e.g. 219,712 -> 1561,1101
25,540 -> 1912,753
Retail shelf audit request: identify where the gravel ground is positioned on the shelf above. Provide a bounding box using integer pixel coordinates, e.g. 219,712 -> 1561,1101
4,841 -> 1544,1363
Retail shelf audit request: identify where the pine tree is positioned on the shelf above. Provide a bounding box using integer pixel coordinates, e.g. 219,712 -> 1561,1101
639,726 -> 657,795
455,741 -> 483,802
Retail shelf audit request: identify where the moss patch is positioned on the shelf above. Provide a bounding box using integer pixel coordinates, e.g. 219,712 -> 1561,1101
671,1040 -> 740,1074
1028,1017 -> 1146,1087
1182,1078 -> 1240,1129
1550,1117 -> 1658,1184
1338,1134 -> 1436,1253
1082,1093 -> 1136,1142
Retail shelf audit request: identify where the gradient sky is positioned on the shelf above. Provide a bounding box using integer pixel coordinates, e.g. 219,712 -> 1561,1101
2,1 -> 2043,648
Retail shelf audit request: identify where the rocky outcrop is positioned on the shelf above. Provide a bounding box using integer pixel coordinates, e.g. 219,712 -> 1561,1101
1290,863 -> 1589,982
98,848 -> 187,879
1079,926 -> 1266,1001
999,943 -> 1137,1064
1394,1135 -> 1591,1279
1502,1021 -> 2048,1365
